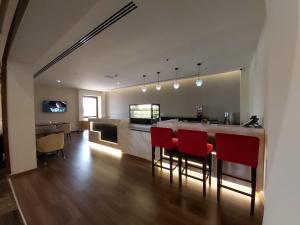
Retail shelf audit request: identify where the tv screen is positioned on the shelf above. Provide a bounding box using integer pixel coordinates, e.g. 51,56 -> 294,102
43,100 -> 67,113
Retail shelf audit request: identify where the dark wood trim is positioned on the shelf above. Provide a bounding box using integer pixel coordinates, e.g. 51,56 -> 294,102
1,0 -> 30,175
8,168 -> 37,178
0,0 -> 9,33
1,65 -> 9,173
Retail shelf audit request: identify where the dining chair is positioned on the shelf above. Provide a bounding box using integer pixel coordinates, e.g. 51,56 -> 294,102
36,133 -> 65,165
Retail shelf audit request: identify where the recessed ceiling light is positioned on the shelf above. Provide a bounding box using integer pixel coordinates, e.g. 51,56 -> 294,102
57,80 -> 61,83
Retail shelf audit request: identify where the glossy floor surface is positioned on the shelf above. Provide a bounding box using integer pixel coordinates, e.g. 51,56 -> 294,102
11,132 -> 264,225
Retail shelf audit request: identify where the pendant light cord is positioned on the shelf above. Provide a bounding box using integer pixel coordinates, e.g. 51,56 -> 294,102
143,74 -> 146,86
197,62 -> 202,79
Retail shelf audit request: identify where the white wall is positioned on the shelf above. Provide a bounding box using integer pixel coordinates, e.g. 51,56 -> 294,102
107,71 -> 241,123
248,27 -> 266,123
34,85 -> 79,131
241,25 -> 266,125
240,68 -> 250,123
7,61 -> 37,174
248,0 -> 300,224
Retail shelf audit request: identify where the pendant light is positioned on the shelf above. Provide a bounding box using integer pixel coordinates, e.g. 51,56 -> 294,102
173,67 -> 180,89
141,75 -> 147,92
195,62 -> 203,87
156,72 -> 161,91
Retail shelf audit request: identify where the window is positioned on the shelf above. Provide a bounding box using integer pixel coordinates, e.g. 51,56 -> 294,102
83,96 -> 98,118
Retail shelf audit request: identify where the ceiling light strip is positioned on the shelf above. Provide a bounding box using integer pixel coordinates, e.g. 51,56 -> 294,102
33,1 -> 137,78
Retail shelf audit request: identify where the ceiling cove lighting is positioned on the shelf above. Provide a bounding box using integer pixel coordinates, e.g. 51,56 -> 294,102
141,74 -> 147,92
173,67 -> 180,89
195,62 -> 203,87
156,72 -> 161,91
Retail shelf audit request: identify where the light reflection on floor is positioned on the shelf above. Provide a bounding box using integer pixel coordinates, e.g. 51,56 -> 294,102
88,141 -> 123,158
156,161 -> 264,206
82,130 -> 122,158
83,131 -> 263,208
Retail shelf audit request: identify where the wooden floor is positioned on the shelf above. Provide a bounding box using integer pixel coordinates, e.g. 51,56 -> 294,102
11,132 -> 264,225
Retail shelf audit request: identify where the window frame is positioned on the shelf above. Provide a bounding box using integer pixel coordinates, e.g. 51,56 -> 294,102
83,96 -> 98,118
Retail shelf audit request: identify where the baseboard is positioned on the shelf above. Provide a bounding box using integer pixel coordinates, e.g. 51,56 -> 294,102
9,168 -> 37,178
8,178 -> 27,225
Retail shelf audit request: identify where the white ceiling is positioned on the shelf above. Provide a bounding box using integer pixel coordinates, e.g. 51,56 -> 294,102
9,0 -> 99,64
10,0 -> 265,91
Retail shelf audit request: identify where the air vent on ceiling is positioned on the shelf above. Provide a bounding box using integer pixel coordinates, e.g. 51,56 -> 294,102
33,1 -> 137,78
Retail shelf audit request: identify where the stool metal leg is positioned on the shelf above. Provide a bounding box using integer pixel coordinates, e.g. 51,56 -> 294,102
152,146 -> 155,177
185,157 -> 188,177
203,157 -> 207,197
251,167 -> 257,215
217,159 -> 222,203
179,154 -> 182,188
170,151 -> 173,184
209,153 -> 212,185
160,147 -> 163,169
220,160 -> 223,185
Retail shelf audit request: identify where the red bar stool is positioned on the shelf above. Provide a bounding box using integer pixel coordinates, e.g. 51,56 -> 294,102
215,133 -> 259,215
150,127 -> 178,183
177,129 -> 213,197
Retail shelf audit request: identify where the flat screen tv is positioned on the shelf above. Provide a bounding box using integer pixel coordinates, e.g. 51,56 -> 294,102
43,100 -> 67,113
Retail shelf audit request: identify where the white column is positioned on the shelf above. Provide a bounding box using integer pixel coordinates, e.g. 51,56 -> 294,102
7,61 -> 37,174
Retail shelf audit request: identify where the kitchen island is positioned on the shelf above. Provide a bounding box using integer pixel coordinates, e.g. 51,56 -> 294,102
89,118 -> 152,160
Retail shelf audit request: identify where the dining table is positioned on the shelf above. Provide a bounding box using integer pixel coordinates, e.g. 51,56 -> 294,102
35,122 -> 68,136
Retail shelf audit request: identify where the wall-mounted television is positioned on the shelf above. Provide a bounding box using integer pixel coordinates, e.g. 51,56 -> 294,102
42,100 -> 67,113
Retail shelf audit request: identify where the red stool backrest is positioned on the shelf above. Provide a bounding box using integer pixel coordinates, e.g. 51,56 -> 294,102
215,133 -> 259,168
177,129 -> 209,157
150,127 -> 174,149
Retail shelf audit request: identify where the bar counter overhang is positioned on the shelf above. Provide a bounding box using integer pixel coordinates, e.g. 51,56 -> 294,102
89,118 -> 265,192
